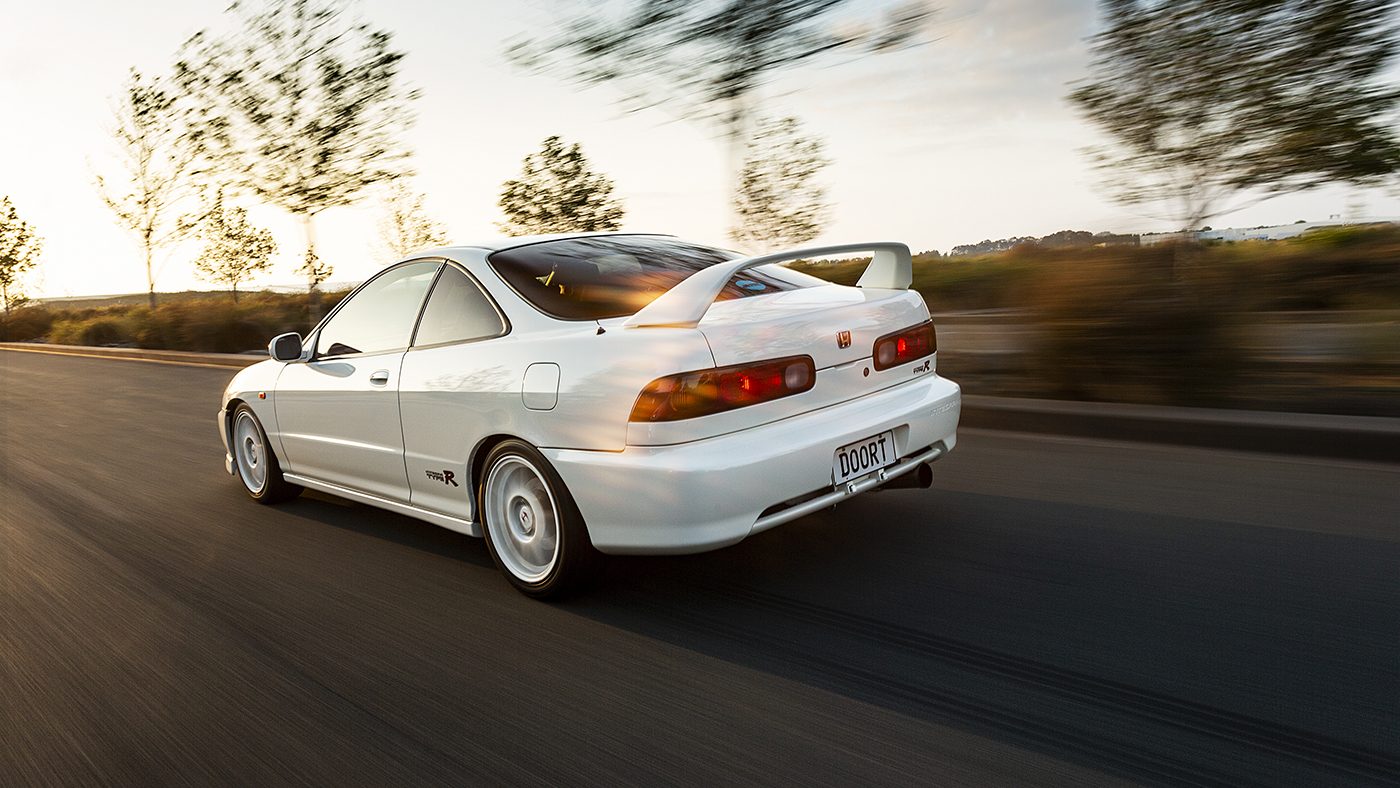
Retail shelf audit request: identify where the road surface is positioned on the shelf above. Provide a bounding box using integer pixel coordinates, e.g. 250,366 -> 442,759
3,349 -> 1398,786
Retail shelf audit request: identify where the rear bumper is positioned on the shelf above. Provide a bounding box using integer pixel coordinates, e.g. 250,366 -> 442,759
544,373 -> 961,555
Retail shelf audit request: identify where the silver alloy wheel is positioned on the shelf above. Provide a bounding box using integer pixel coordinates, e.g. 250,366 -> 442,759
233,411 -> 268,494
484,455 -> 560,583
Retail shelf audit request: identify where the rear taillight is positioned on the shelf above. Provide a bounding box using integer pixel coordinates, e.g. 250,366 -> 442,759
873,321 -> 936,371
629,356 -> 816,422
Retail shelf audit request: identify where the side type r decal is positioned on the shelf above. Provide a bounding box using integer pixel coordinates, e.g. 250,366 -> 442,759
425,469 -> 459,487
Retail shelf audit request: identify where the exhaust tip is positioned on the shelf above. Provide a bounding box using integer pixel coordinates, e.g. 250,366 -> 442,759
882,461 -> 933,490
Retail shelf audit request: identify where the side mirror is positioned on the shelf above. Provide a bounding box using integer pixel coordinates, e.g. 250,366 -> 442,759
268,332 -> 303,362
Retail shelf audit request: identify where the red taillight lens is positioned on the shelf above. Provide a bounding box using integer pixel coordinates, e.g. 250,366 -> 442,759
630,356 -> 816,422
873,321 -> 936,371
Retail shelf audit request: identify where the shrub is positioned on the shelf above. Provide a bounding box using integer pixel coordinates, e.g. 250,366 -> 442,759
178,302 -> 275,353
1024,248 -> 1244,406
1289,223 -> 1400,250
49,315 -> 135,346
793,253 -> 1037,313
0,306 -> 54,341
36,290 -> 334,352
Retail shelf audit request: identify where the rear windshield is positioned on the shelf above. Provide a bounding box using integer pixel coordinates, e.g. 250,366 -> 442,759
487,235 -> 810,320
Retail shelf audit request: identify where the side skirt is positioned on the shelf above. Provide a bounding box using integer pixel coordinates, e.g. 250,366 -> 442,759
283,473 -> 480,538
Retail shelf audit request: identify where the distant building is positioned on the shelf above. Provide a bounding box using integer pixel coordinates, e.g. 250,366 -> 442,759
1090,232 -> 1140,248
1204,221 -> 1337,243
1141,219 -> 1396,245
949,219 -> 1396,256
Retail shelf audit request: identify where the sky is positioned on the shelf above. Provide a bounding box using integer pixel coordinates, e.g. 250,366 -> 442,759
3,0 -> 1396,298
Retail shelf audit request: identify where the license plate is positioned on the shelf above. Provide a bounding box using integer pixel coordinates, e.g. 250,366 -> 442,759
833,430 -> 899,485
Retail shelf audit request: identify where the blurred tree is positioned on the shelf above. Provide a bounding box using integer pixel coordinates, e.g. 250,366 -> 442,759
1070,0 -> 1400,233
0,196 -> 43,316
94,70 -> 204,310
1038,230 -> 1096,249
509,0 -> 932,199
498,136 -> 624,236
175,0 -> 417,308
731,117 -> 830,249
376,180 -> 448,261
192,190 -> 278,302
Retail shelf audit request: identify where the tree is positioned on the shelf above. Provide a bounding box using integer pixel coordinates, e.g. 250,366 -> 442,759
0,197 -> 43,315
192,191 -> 277,302
375,180 -> 448,261
731,116 -> 830,249
175,0 -> 417,305
509,1 -> 931,199
1069,0 -> 1400,233
497,136 -> 624,236
94,69 -> 203,309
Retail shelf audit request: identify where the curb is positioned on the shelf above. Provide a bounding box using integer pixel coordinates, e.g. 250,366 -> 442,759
961,394 -> 1400,463
1,342 -> 262,368
6,342 -> 1396,463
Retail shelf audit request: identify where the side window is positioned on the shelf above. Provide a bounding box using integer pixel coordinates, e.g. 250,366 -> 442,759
412,265 -> 508,347
316,261 -> 440,357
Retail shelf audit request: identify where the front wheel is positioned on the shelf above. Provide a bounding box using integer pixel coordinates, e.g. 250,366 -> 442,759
479,440 -> 597,598
231,404 -> 301,504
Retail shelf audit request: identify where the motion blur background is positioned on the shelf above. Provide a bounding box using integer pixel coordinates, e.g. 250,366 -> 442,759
4,0 -> 1398,416
5,3 -> 1400,785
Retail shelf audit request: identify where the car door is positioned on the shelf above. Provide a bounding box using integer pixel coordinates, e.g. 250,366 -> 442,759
398,262 -> 513,519
275,260 -> 441,501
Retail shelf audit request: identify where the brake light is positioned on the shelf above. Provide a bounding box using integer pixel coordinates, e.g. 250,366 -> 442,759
630,356 -> 816,422
873,321 -> 936,371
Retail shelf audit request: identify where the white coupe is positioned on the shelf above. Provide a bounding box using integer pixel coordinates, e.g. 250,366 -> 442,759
218,234 -> 961,596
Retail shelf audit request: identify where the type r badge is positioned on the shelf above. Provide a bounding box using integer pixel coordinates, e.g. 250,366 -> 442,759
837,330 -> 852,349
425,469 -> 459,487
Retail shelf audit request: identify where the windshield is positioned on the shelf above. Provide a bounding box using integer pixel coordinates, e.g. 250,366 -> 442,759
487,235 -> 811,320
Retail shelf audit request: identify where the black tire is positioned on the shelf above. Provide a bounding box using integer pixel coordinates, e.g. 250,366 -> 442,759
230,403 -> 302,504
477,439 -> 598,599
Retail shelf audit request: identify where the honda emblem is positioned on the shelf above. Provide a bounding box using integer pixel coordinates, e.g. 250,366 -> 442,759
837,330 -> 852,349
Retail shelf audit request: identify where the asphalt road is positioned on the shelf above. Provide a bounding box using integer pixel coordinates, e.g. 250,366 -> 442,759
3,349 -> 1398,787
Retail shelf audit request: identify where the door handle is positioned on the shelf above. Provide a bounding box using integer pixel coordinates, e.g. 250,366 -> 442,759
369,370 -> 390,384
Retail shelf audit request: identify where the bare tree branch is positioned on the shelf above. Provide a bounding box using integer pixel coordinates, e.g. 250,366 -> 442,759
375,180 -> 448,260
192,189 -> 278,302
0,197 -> 43,315
93,69 -> 205,308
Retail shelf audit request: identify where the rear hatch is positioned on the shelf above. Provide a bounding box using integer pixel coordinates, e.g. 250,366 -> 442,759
624,282 -> 936,446
699,284 -> 929,370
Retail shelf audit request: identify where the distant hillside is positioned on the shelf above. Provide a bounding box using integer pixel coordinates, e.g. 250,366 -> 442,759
38,291 -> 240,309
950,230 -> 1140,256
38,283 -> 358,310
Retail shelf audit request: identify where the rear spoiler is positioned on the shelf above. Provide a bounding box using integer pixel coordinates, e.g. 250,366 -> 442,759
623,242 -> 913,329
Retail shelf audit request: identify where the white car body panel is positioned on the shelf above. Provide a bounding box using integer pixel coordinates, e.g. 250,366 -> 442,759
697,286 -> 926,369
547,371 -> 960,553
218,234 -> 961,555
219,361 -> 284,461
275,350 -> 410,501
396,322 -> 716,519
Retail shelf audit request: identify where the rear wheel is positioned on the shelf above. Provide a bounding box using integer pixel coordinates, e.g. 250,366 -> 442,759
479,440 -> 596,598
231,404 -> 301,504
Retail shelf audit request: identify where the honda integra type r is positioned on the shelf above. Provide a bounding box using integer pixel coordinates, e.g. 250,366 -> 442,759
218,234 -> 962,597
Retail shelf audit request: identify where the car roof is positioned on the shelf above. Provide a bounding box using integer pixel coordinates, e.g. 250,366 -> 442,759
419,231 -> 678,257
